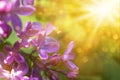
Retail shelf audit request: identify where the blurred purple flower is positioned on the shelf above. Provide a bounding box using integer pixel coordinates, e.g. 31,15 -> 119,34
32,23 -> 59,60
0,63 -> 28,80
62,41 -> 79,78
18,21 -> 43,48
0,0 -> 35,33
4,41 -> 24,65
33,35 -> 60,60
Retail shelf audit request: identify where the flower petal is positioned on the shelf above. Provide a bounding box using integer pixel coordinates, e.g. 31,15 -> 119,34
23,21 -> 32,32
64,41 -> 74,55
10,14 -> 22,33
38,49 -> 48,60
15,54 -> 25,63
16,63 -> 28,76
22,0 -> 34,5
44,42 -> 59,53
32,22 -> 43,31
11,0 -> 20,8
66,61 -> 79,71
17,6 -> 35,16
21,39 -> 30,48
44,37 -> 59,53
4,53 -> 14,65
45,22 -> 55,35
0,22 -> 12,38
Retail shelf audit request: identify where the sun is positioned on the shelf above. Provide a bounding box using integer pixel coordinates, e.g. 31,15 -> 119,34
70,0 -> 120,47
72,0 -> 120,28
85,0 -> 120,26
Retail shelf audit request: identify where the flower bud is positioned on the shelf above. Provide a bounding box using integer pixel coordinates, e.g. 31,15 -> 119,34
0,22 -> 12,42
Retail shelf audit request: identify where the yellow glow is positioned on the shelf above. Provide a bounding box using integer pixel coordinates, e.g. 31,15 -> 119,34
74,0 -> 120,47
83,0 -> 120,26
90,3 -> 113,17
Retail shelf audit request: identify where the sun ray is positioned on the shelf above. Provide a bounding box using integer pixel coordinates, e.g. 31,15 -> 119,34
72,0 -> 120,46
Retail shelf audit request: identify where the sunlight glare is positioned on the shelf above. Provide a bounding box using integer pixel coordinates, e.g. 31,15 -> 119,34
85,0 -> 120,25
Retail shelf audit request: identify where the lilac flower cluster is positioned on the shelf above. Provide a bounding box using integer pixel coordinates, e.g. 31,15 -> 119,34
0,0 -> 79,80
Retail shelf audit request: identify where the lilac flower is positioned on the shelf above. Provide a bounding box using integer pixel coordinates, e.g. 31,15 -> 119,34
4,41 -> 25,65
32,23 -> 59,60
21,67 -> 42,80
0,63 -> 28,80
18,21 -> 59,60
0,49 -> 28,80
18,21 -> 43,48
0,0 -> 35,33
0,0 -> 79,79
0,21 -> 12,42
62,41 -> 79,78
32,35 -> 60,60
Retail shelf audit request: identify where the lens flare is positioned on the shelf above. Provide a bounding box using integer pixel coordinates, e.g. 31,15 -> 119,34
73,0 -> 120,47
71,0 -> 120,28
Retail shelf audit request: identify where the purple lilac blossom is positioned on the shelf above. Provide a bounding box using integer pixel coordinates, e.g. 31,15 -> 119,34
32,23 -> 59,60
17,21 -> 43,48
62,41 -> 79,78
0,62 -> 28,80
33,35 -> 60,60
3,41 -> 24,65
0,0 -> 79,79
18,21 -> 59,60
0,51 -> 28,80
0,0 -> 35,33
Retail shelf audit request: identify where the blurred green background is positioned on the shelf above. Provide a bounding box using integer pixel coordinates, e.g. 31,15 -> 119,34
7,0 -> 120,80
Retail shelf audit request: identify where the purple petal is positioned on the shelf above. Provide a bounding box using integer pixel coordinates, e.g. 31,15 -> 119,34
38,49 -> 48,60
16,63 -> 28,76
21,76 -> 29,80
22,0 -> 34,5
67,71 -> 78,78
45,22 -> 55,35
62,52 -> 74,61
64,41 -> 74,55
63,41 -> 74,61
32,22 -> 43,31
4,52 -> 14,65
15,54 -> 25,63
25,22 -> 43,36
17,6 -> 35,16
11,0 -> 20,8
44,37 -> 59,53
10,14 -> 22,33
66,61 -> 79,71
37,33 -> 46,46
44,41 -> 59,53
0,22 -> 12,38
21,39 -> 30,48
23,21 -> 32,32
